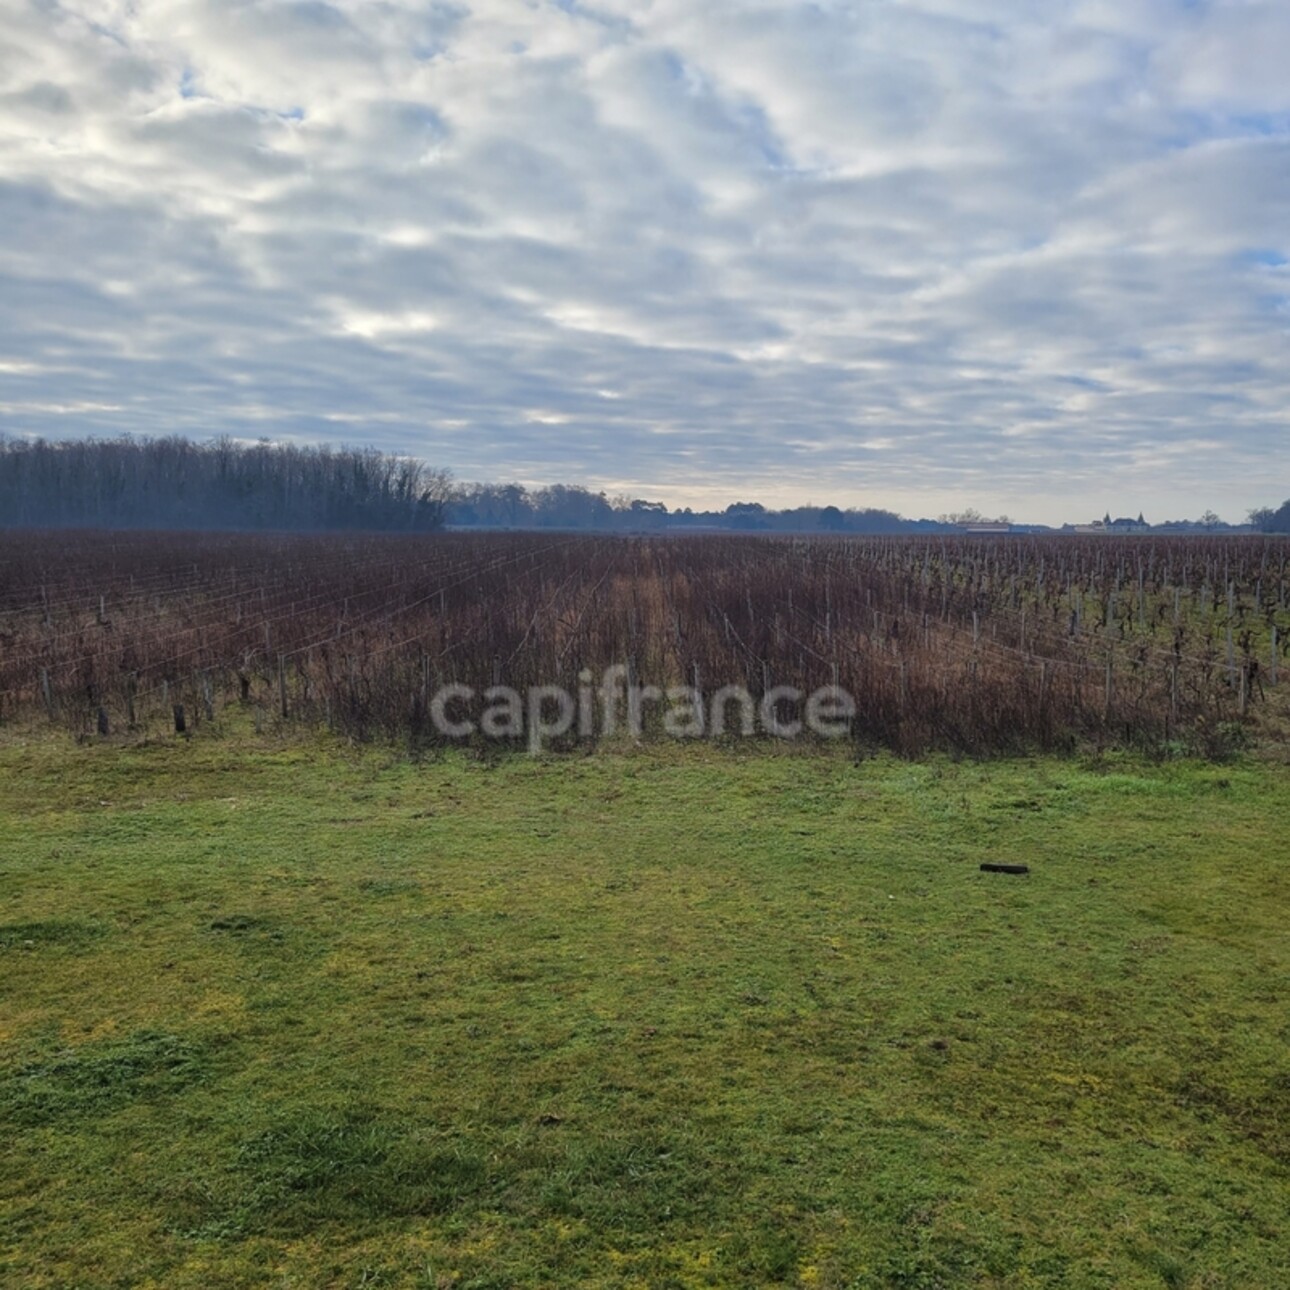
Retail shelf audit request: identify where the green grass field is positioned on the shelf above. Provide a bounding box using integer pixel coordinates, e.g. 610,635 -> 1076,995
1,730 -> 1286,1288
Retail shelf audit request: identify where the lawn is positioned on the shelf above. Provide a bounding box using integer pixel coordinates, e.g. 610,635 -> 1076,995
0,730 -> 1286,1288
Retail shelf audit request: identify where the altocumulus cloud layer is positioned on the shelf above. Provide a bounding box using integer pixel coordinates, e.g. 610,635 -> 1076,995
1,0 -> 1288,521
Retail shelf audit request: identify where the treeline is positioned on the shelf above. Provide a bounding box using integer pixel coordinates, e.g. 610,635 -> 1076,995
448,486 -> 935,534
1250,501 -> 1290,534
2,434 -> 1285,535
0,435 -> 938,534
0,436 -> 453,532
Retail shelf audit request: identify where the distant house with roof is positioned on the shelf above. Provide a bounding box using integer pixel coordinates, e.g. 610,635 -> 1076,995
1072,512 -> 1149,534
1109,513 -> 1149,533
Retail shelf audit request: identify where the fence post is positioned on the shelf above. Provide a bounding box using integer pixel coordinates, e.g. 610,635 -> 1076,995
278,654 -> 289,719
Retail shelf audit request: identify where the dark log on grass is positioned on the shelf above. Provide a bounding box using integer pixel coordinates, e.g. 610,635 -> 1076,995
980,863 -> 1029,875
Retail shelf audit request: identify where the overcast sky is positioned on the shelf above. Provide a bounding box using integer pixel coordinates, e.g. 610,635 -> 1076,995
2,1 -> 1288,522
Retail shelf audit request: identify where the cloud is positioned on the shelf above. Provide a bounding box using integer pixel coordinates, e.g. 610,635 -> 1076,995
0,0 -> 1288,522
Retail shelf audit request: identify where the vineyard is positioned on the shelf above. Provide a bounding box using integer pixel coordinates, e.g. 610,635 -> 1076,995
1,530 -> 1288,756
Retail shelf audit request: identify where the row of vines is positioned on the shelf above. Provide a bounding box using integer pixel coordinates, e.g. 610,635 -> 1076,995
1,530 -> 1286,756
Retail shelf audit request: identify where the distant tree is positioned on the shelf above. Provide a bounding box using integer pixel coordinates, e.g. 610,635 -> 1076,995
1199,509 -> 1222,530
724,502 -> 768,530
939,508 -> 1010,527
414,467 -> 455,530
846,507 -> 911,534
819,504 -> 845,531
1249,504 -> 1290,533
628,499 -> 669,529
531,484 -> 614,529
500,483 -> 527,528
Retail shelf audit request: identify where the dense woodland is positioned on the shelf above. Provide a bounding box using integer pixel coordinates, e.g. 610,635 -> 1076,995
0,436 -> 453,532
